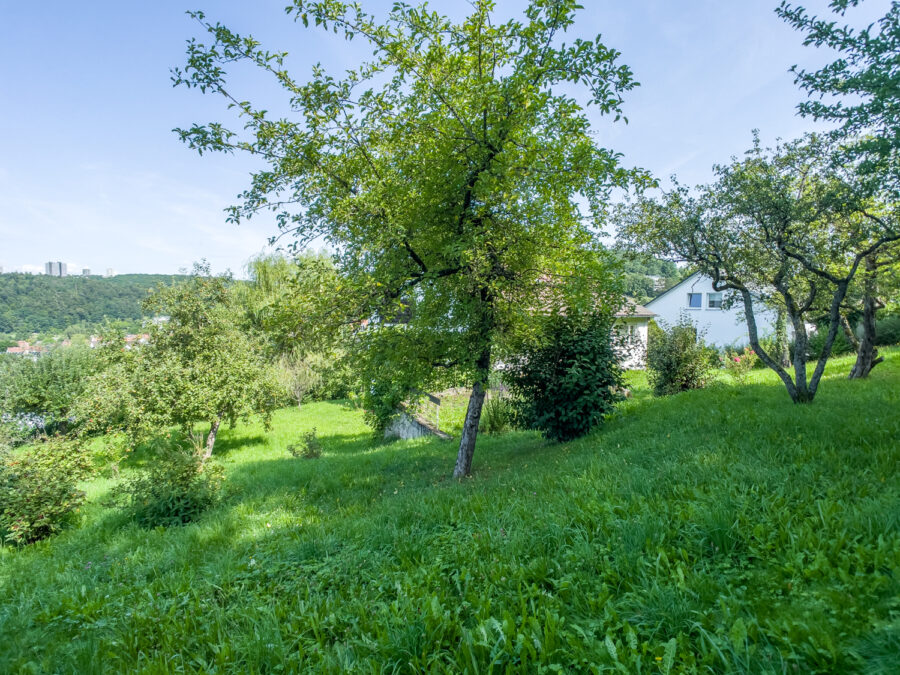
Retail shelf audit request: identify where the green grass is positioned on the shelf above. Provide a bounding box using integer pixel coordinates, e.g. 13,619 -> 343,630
1,351 -> 898,673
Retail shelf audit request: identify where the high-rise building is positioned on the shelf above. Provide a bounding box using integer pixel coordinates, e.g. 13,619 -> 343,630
105,268 -> 116,277
44,261 -> 68,277
82,268 -> 91,276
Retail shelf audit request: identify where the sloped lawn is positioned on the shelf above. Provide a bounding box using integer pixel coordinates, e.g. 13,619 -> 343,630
1,351 -> 897,673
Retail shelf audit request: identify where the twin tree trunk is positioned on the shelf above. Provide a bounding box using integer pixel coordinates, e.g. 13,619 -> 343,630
740,286 -> 848,404
848,256 -> 883,379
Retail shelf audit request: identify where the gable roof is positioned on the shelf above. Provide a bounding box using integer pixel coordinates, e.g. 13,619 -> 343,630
644,271 -> 703,308
615,299 -> 656,319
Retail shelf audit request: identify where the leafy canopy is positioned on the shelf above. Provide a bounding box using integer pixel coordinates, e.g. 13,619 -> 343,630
77,265 -> 280,450
619,133 -> 898,402
778,0 -> 900,194
174,0 -> 645,473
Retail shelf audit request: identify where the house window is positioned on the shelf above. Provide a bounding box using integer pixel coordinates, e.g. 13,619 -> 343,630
687,293 -> 702,308
707,292 -> 723,309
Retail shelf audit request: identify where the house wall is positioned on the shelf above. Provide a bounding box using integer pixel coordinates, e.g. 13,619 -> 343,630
645,273 -> 777,348
615,317 -> 649,370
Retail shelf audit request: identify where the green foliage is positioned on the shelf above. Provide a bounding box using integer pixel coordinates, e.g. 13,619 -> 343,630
0,346 -> 101,433
478,393 -> 517,435
77,265 -> 281,453
0,439 -> 91,546
505,313 -> 623,442
723,346 -> 759,384
107,436 -> 224,528
0,273 -> 186,334
618,252 -> 684,303
647,316 -> 712,396
778,0 -> 900,196
274,351 -> 353,406
807,323 -> 856,359
876,314 -> 900,345
287,428 -> 321,459
0,350 -> 897,671
174,0 -> 644,474
619,132 -> 898,402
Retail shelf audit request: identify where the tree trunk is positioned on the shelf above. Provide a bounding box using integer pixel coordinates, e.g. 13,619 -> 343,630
849,256 -> 883,379
453,346 -> 491,479
840,314 -> 860,351
453,380 -> 487,478
789,311 -> 813,402
203,417 -> 221,460
740,289 -> 800,401
808,279 -> 853,399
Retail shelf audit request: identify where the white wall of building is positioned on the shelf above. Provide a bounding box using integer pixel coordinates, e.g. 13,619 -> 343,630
615,318 -> 650,369
646,273 -> 777,348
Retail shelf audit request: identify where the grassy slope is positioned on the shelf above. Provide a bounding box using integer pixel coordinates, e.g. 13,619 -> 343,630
1,352 -> 898,674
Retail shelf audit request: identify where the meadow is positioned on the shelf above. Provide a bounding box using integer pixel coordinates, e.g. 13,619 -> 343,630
1,351 -> 897,673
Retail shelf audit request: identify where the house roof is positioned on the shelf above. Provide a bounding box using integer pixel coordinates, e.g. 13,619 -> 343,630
644,271 -> 702,308
615,298 -> 656,319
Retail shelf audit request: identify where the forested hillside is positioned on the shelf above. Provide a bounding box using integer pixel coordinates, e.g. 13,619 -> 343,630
619,254 -> 685,303
0,273 -> 186,334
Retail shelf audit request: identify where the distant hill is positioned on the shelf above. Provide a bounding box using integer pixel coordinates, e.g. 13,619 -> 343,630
0,273 -> 188,334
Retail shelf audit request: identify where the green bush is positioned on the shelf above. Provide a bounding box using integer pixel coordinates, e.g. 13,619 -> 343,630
647,315 -> 712,396
288,428 -> 322,459
875,315 -> 900,346
505,313 -> 623,442
723,346 -> 758,383
0,439 -> 92,546
805,325 -> 855,359
108,436 -> 224,528
478,393 -> 517,435
0,346 -> 102,435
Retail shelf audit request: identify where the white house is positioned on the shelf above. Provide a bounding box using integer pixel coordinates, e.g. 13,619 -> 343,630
614,300 -> 655,369
645,272 -> 778,348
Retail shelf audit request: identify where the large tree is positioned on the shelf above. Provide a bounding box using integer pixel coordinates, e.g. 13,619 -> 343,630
619,134 -> 899,403
778,0 -> 900,376
174,0 -> 643,476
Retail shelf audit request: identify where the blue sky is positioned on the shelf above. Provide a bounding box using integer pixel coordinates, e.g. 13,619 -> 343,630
0,0 -> 891,276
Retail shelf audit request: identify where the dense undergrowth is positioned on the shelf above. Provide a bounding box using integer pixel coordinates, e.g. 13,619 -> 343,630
1,351 -> 897,673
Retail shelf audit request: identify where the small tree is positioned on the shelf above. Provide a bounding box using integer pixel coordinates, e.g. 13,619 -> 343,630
779,0 -> 900,378
0,346 -> 101,434
78,264 -> 280,459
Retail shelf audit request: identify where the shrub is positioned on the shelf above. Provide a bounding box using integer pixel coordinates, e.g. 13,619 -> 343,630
0,346 -> 102,436
875,315 -> 900,346
723,346 -> 758,384
806,325 -> 854,359
0,439 -> 92,546
288,429 -> 322,459
108,436 -> 224,528
647,315 -> 712,396
478,393 -> 517,435
505,313 -> 623,442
